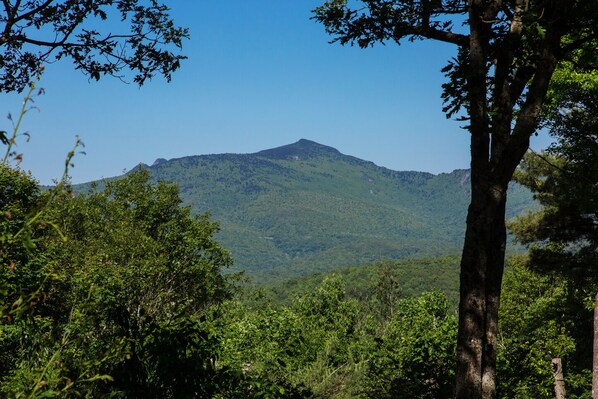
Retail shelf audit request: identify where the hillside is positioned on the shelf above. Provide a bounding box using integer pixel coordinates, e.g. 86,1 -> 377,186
263,256 -> 462,309
78,139 -> 534,281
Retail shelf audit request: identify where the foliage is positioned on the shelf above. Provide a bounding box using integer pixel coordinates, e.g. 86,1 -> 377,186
52,169 -> 234,317
364,292 -> 457,399
0,0 -> 189,93
504,66 -> 598,399
263,256 -> 461,310
0,165 -> 46,383
510,86 -> 598,280
219,275 -> 457,399
0,169 -> 241,398
216,276 -> 364,399
498,257 -> 591,399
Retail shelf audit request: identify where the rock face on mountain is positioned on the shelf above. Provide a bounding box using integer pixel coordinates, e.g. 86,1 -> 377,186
81,139 -> 535,281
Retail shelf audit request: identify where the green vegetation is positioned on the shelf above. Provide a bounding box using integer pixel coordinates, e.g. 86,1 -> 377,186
313,1 -> 597,397
0,163 -> 463,398
498,257 -> 592,399
216,276 -> 458,399
0,158 -> 596,398
78,139 -> 534,282
1,1 -> 596,396
0,168 -> 240,397
262,256 -> 461,309
497,69 -> 598,399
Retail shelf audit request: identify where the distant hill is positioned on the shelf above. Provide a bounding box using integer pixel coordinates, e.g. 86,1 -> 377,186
76,139 -> 535,282
263,256 -> 462,309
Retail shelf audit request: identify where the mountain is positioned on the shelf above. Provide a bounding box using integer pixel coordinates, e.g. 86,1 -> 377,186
79,139 -> 535,282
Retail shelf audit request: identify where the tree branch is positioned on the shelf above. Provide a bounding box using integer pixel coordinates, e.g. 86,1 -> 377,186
15,32 -> 139,49
425,27 -> 469,46
400,25 -> 468,46
490,0 -> 527,168
499,34 -> 561,183
2,0 -> 11,16
529,149 -> 597,185
13,0 -> 53,24
509,65 -> 534,105
560,31 -> 598,55
1,0 -> 14,42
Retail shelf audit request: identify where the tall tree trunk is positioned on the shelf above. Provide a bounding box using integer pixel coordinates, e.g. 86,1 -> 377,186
552,358 -> 566,399
455,177 -> 507,399
455,3 -> 505,397
593,293 -> 598,399
455,7 -> 561,395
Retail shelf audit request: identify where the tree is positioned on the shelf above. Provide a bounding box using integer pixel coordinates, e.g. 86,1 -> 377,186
0,169 -> 239,397
365,291 -> 457,399
313,2 -> 597,398
0,0 -> 188,93
497,258 -> 584,399
217,276 -> 363,398
510,69 -> 598,279
372,260 -> 401,321
504,73 -> 598,398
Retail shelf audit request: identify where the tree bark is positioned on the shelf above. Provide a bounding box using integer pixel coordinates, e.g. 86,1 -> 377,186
455,177 -> 507,399
593,293 -> 598,399
455,3 -> 505,396
552,357 -> 566,399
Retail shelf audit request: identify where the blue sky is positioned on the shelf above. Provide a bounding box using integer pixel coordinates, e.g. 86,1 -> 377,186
0,1 -> 551,184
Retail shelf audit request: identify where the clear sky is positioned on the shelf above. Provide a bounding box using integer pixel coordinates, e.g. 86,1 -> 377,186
0,1 -> 551,185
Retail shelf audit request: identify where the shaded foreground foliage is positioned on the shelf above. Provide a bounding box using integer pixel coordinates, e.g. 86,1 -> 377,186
0,1 -> 188,93
0,167 -> 300,398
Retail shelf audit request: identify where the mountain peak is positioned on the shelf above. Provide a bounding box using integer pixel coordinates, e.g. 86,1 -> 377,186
254,139 -> 341,160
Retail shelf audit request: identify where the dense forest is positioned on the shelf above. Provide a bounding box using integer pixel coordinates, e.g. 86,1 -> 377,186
1,140 -> 596,397
1,0 -> 597,398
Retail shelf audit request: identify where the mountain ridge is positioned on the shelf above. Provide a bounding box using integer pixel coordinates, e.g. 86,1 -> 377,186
80,139 -> 534,282
144,139 -> 437,179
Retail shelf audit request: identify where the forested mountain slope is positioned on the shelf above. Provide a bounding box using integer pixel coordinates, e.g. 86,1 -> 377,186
263,256 -> 462,309
79,139 -> 534,280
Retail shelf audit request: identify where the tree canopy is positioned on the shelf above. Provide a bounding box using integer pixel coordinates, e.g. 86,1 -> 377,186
0,0 -> 188,93
0,168 -> 236,397
511,62 -> 598,278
